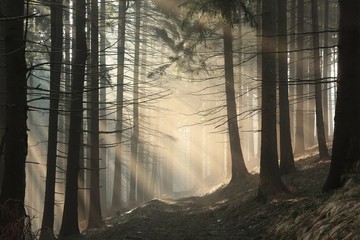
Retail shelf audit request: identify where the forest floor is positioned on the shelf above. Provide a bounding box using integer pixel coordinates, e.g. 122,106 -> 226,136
74,148 -> 360,240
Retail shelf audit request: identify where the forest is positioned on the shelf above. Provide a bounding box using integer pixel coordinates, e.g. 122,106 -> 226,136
1,0 -> 360,239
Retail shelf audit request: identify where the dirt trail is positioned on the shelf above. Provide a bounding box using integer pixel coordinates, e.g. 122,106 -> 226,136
82,151 -> 339,240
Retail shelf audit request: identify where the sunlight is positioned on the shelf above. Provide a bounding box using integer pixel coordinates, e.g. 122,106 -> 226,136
9,1 -> 339,238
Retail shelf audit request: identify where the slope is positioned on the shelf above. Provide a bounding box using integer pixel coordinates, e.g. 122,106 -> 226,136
77,149 -> 360,240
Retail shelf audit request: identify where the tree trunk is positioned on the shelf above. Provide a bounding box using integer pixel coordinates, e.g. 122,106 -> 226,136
258,0 -> 287,200
294,0 -> 305,155
323,1 -> 360,191
87,0 -> 103,228
39,1 -> 63,239
129,0 -> 141,207
99,0 -> 108,215
0,8 -> 6,198
112,0 -> 127,212
256,0 -> 262,162
59,0 -> 87,236
278,0 -> 295,174
0,0 -> 27,238
289,0 -> 296,146
322,0 -> 330,141
311,0 -> 329,159
223,23 -> 248,184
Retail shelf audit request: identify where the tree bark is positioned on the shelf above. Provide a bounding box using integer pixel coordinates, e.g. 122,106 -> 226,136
59,0 -> 87,236
39,1 -> 63,239
322,0 -> 330,141
112,0 -> 127,211
0,7 -> 6,198
256,0 -> 262,162
294,0 -> 305,154
288,0 -> 296,146
0,0 -> 27,238
223,23 -> 249,184
278,0 -> 295,174
99,0 -> 108,215
323,1 -> 360,191
258,0 -> 287,200
87,0 -> 103,228
311,0 -> 329,159
129,0 -> 141,207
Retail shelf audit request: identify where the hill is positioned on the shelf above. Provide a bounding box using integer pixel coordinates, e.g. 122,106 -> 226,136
77,149 -> 360,240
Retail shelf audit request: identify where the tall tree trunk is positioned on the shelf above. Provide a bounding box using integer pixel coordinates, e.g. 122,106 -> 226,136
289,0 -> 296,146
322,0 -> 330,141
0,1 -> 27,238
112,0 -> 127,211
223,23 -> 248,184
311,0 -> 329,159
304,2 -> 315,149
58,0 -> 72,230
323,1 -> 360,191
129,0 -> 141,207
59,0 -> 87,236
99,0 -> 108,215
236,10 -> 245,161
294,0 -> 305,154
0,8 -> 6,198
256,0 -> 262,162
258,0 -> 287,200
88,0 -> 103,228
137,0 -> 149,203
278,0 -> 295,174
40,2 -> 63,239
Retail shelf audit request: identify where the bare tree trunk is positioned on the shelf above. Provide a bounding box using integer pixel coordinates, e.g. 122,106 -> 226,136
278,0 -> 295,174
0,1 -> 6,200
323,1 -> 360,191
40,1 -> 63,239
129,0 -> 141,207
311,0 -> 329,159
223,23 -> 248,184
0,1 -> 27,238
87,0 -> 103,228
99,0 -> 108,215
59,0 -> 87,236
256,0 -> 262,163
112,0 -> 127,212
322,0 -> 330,141
294,0 -> 305,154
258,0 -> 287,200
289,0 -> 296,146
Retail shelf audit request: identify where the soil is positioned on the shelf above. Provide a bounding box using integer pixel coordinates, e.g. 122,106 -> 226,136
73,149 -> 359,240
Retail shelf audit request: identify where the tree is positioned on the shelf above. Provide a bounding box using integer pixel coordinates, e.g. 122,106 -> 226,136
322,0 -> 330,141
0,9 -> 6,198
99,0 -> 108,215
223,20 -> 249,183
310,0 -> 329,160
112,0 -> 127,212
129,0 -> 141,207
87,0 -> 103,228
181,0 -> 249,183
294,0 -> 305,154
323,1 -> 360,191
59,0 -> 87,236
278,0 -> 295,174
0,0 -> 28,238
39,1 -> 63,239
257,0 -> 287,200
137,0 -> 150,203
288,0 -> 296,145
256,0 -> 262,161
